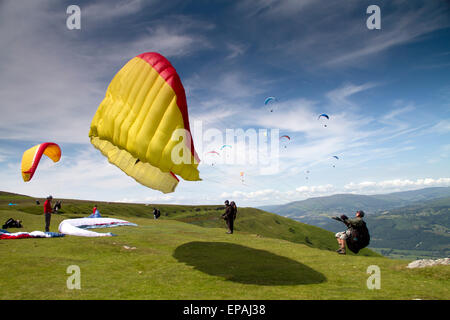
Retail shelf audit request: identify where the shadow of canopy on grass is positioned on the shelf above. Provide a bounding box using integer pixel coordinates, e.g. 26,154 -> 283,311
173,241 -> 326,286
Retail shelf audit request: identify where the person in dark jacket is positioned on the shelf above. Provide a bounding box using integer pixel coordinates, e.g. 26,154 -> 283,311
230,201 -> 237,218
153,208 -> 161,219
44,195 -> 54,232
221,200 -> 234,234
53,200 -> 62,213
334,210 -> 365,255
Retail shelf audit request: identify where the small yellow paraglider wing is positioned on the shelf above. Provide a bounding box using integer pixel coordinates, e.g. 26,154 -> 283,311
21,143 -> 61,182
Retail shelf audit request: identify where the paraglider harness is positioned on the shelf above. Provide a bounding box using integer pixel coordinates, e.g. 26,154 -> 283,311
332,215 -> 370,254
2,218 -> 23,229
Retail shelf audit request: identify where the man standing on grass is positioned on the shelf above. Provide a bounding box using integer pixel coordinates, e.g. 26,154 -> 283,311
44,195 -> 53,232
153,207 -> 161,219
221,200 -> 234,234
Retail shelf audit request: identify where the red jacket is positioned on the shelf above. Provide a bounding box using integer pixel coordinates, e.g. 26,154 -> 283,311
44,200 -> 52,214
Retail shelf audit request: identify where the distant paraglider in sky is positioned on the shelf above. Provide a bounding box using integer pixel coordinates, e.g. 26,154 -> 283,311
332,155 -> 339,167
264,96 -> 278,113
204,150 -> 220,166
280,135 -> 291,149
318,113 -> 330,127
220,145 -> 232,150
305,170 -> 310,180
89,52 -> 201,194
21,142 -> 61,182
264,96 -> 276,105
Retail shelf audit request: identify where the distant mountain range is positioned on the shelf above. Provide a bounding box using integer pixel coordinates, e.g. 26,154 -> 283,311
260,187 -> 450,216
259,187 -> 450,259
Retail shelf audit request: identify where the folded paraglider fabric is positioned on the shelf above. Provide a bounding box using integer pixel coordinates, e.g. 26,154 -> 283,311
0,229 -> 65,240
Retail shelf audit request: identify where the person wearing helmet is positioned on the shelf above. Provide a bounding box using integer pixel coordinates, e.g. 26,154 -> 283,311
44,195 -> 54,232
333,210 -> 366,255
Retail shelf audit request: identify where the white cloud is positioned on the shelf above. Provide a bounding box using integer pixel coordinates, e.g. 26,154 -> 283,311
344,178 -> 450,194
220,184 -> 336,205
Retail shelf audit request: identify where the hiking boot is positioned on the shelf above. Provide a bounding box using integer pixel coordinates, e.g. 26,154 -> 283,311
337,248 -> 346,254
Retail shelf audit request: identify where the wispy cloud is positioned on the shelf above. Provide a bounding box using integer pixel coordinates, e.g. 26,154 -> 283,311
323,3 -> 450,67
225,42 -> 249,60
235,0 -> 449,70
382,105 -> 415,121
326,82 -> 379,110
83,0 -> 143,23
237,0 -> 316,19
427,119 -> 450,134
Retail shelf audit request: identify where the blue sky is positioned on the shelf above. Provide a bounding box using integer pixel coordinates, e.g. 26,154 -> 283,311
0,0 -> 449,207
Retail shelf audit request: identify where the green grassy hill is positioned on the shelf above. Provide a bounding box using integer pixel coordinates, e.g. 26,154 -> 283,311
0,193 -> 448,300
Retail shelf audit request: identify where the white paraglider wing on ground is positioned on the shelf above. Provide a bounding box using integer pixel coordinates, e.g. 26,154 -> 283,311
58,217 -> 137,237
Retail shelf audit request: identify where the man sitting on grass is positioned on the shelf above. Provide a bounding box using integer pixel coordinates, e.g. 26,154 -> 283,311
333,210 -> 368,255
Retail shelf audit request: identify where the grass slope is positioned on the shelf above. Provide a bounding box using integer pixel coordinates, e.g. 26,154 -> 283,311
0,196 -> 448,300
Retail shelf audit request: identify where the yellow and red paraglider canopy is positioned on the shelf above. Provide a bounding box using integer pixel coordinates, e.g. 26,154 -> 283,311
89,52 -> 201,193
21,142 -> 61,182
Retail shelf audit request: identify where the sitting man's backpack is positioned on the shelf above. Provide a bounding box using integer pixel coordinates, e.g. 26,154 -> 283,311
346,221 -> 370,254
